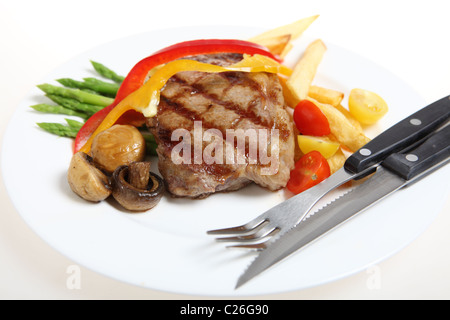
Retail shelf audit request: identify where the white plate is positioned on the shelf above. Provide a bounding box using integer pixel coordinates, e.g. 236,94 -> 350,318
2,26 -> 449,297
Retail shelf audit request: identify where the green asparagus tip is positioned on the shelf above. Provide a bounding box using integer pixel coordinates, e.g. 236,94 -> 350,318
36,83 -> 114,107
36,122 -> 79,138
90,60 -> 125,83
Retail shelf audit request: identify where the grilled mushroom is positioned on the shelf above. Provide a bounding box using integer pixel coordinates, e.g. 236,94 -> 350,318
67,152 -> 111,202
90,124 -> 146,173
112,162 -> 164,212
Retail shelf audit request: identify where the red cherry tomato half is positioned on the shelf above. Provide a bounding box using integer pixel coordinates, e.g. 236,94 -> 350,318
286,150 -> 331,194
293,100 -> 330,136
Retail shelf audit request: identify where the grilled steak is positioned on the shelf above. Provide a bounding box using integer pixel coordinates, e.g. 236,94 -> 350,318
146,53 -> 295,198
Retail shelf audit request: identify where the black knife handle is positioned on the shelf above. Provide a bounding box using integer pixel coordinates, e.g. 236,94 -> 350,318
382,123 -> 450,180
344,95 -> 450,173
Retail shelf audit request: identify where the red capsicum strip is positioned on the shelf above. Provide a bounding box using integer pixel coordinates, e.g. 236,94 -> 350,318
79,55 -> 292,154
73,39 -> 282,153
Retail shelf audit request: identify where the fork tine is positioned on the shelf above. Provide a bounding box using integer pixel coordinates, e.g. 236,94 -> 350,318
226,241 -> 268,250
206,216 -> 267,235
215,224 -> 278,243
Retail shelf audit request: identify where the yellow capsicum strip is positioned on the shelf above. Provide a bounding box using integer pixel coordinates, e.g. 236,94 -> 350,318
80,54 -> 292,154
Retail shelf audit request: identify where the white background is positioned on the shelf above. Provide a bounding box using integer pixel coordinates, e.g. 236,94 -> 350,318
0,0 -> 449,299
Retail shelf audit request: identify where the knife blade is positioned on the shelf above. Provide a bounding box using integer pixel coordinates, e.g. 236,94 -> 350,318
236,123 -> 450,289
229,96 -> 450,239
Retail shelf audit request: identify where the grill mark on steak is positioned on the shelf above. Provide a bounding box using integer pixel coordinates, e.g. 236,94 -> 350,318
147,53 -> 295,198
158,96 -> 257,165
159,78 -> 276,163
186,163 -> 235,183
168,72 -> 275,131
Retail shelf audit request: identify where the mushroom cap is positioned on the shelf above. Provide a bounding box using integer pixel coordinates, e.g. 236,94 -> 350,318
90,124 -> 146,173
112,164 -> 164,212
67,152 -> 112,202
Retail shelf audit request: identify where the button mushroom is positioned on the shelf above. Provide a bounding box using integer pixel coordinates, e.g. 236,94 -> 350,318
112,162 -> 164,212
67,152 -> 112,202
90,124 -> 146,173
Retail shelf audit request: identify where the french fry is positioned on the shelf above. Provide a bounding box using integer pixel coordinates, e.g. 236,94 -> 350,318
249,15 -> 319,43
278,75 -> 299,108
254,17 -> 377,176
253,34 -> 292,56
308,85 -> 344,107
286,39 -> 327,102
327,148 -> 347,175
279,77 -> 344,109
334,104 -> 364,132
280,42 -> 294,59
307,97 -> 371,152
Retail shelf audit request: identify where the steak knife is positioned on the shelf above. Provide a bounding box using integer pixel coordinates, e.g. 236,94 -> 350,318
236,122 -> 450,289
241,95 -> 450,241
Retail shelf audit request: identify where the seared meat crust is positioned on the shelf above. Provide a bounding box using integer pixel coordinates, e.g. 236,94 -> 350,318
146,53 -> 295,198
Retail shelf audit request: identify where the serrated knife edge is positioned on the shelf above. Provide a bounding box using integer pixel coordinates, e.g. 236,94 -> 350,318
235,165 -> 426,289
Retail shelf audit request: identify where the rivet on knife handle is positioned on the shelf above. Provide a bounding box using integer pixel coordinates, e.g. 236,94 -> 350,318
344,95 -> 450,173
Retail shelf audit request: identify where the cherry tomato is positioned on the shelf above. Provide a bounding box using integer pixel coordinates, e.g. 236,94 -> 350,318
297,135 -> 340,159
293,100 -> 330,136
348,88 -> 388,125
286,150 -> 331,194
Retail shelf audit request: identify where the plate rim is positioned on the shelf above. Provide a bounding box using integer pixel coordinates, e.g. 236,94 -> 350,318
2,24 -> 447,297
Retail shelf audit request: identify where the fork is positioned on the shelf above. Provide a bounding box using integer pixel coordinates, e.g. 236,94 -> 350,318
207,95 -> 450,249
207,167 -> 358,249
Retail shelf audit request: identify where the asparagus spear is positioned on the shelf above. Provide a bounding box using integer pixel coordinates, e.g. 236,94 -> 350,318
34,61 -> 159,153
90,60 -> 125,84
46,94 -> 103,115
56,77 -> 119,97
31,104 -> 88,119
65,118 -> 84,130
84,77 -> 120,94
36,122 -> 79,138
37,84 -> 114,107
